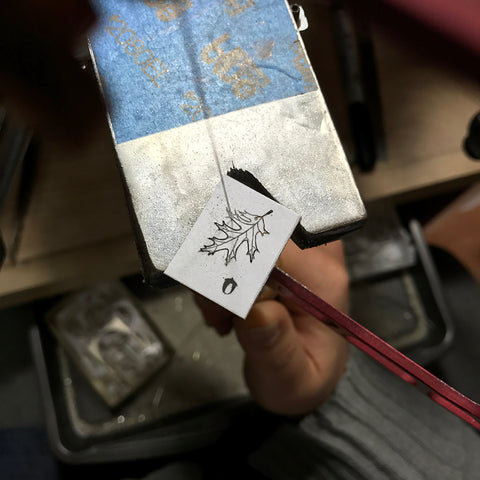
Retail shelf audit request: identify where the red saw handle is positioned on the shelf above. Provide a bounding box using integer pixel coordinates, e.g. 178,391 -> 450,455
270,267 -> 480,431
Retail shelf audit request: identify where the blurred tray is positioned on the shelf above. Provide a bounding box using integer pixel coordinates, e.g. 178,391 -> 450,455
30,285 -> 252,464
349,220 -> 454,365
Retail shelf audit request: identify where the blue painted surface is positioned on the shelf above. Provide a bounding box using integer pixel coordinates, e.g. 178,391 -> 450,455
90,0 -> 315,144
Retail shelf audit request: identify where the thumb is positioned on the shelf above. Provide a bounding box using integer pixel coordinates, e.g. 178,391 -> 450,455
234,301 -> 316,415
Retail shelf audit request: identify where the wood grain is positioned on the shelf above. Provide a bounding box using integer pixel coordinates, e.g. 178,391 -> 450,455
15,123 -> 133,262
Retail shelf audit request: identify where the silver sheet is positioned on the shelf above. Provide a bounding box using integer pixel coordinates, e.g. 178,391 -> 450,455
117,89 -> 365,272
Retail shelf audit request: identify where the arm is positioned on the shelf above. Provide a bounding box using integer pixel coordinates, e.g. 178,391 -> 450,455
198,240 -> 480,479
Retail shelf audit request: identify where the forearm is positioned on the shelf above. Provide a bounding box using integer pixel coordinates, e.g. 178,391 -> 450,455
250,347 -> 480,479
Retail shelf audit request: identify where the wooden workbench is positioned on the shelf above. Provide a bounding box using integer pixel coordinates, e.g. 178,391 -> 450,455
0,5 -> 478,308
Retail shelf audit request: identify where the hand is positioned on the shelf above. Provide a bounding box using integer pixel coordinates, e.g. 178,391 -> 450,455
196,240 -> 349,416
0,1 -> 104,144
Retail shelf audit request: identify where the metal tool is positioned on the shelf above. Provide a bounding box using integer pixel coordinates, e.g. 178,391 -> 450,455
0,112 -> 32,267
270,266 -> 480,431
88,0 -> 366,285
464,111 -> 480,160
330,0 -> 379,172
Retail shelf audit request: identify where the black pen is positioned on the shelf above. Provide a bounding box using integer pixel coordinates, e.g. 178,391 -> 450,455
330,0 -> 377,172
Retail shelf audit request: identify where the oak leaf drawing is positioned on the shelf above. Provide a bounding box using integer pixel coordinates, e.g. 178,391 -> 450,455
200,209 -> 273,265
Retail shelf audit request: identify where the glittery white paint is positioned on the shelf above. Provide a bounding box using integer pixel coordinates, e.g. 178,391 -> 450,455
117,90 -> 365,271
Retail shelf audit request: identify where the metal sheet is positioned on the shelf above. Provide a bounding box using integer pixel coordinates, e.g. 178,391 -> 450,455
117,90 -> 365,271
89,0 -> 366,278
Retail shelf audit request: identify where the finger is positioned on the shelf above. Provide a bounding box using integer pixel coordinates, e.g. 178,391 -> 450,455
234,300 -> 329,415
194,280 -> 279,336
194,294 -> 234,336
278,240 -> 349,312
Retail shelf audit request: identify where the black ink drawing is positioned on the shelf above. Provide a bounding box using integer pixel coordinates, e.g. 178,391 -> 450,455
222,277 -> 238,294
200,209 -> 273,265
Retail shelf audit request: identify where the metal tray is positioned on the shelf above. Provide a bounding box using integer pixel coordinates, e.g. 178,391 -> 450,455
30,285 -> 252,464
349,220 -> 454,365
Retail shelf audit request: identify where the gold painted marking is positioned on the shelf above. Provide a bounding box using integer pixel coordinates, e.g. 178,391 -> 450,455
225,0 -> 255,18
202,34 -> 270,99
143,0 -> 193,22
106,15 -> 168,89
